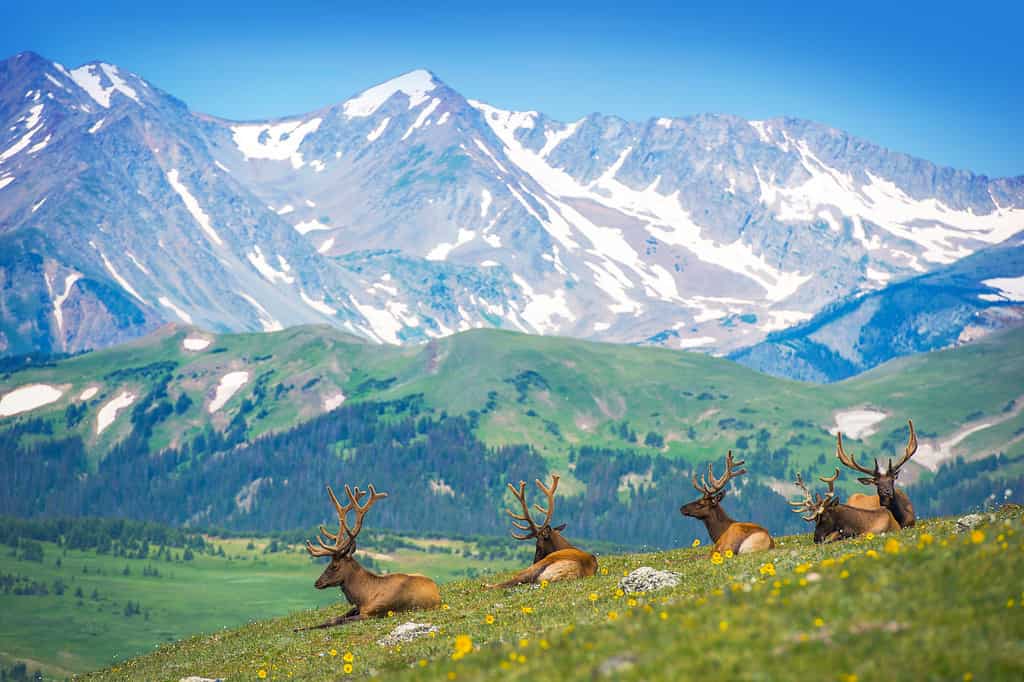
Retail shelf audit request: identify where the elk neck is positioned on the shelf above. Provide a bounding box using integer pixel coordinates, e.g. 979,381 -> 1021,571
702,505 -> 737,542
337,558 -> 387,606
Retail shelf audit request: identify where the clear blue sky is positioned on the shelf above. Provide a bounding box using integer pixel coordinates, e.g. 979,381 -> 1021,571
2,1 -> 1021,177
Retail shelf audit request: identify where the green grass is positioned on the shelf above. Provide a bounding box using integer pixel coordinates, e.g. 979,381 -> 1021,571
80,509 -> 1024,681
0,534 -> 522,677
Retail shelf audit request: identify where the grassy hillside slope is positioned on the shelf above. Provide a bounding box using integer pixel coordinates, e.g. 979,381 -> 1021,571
0,532 -> 525,677
83,509 -> 1024,681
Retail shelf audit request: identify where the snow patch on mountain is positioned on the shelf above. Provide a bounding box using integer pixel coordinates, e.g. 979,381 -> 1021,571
294,219 -> 330,235
426,228 -> 476,261
247,246 -> 295,285
0,384 -> 63,417
317,237 -> 335,254
342,69 -> 437,118
166,169 -> 224,246
97,391 -> 136,434
980,276 -> 1024,302
323,392 -> 345,411
183,336 -> 211,351
401,98 -> 441,140
366,116 -> 391,142
209,371 -> 248,413
1,104 -> 44,162
231,117 -> 322,169
50,272 -> 82,333
78,387 -> 98,401
158,296 -> 193,324
237,293 -> 283,332
0,175 -> 14,190
94,247 -> 146,303
300,290 -> 336,316
69,64 -> 140,108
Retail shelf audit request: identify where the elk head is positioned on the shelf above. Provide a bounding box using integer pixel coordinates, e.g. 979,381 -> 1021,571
680,450 -> 746,520
505,474 -> 569,563
837,420 -> 917,506
789,469 -> 842,543
306,483 -> 387,589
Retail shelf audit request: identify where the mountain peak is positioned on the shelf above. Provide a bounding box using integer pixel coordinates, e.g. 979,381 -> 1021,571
341,68 -> 442,118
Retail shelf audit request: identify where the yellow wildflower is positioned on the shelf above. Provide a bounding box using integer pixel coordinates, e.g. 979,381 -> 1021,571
659,611 -> 668,620
971,530 -> 985,544
692,538 -> 701,547
866,549 -> 879,559
539,639 -> 550,650
600,567 -> 608,575
589,592 -> 599,602
821,558 -> 835,568
448,673 -> 457,681
442,604 -> 451,610
798,578 -> 808,587
521,606 -> 534,614
615,588 -> 625,598
258,672 -> 267,680
607,610 -> 619,621
418,659 -> 427,668
963,674 -> 973,681
519,638 -> 529,648
387,610 -> 395,617
517,655 -> 527,664
864,532 -> 875,540
451,634 -> 473,661
724,549 -> 734,559
719,620 -> 729,632
628,598 -> 638,607
342,652 -> 353,663
540,579 -> 549,589
841,675 -> 858,682
794,563 -> 811,574
485,614 -> 495,624
343,663 -> 353,675
814,617 -> 824,628
759,562 -> 776,577
919,533 -> 934,546
1008,599 -> 1016,609
840,570 -> 850,579
884,538 -> 901,554
711,552 -> 724,565
329,649 -> 338,657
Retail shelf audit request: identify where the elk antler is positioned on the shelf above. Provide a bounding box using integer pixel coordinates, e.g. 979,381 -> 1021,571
505,474 -> 559,540
887,420 -> 918,473
305,483 -> 387,558
692,451 -> 747,497
836,431 -> 878,477
788,471 -> 836,522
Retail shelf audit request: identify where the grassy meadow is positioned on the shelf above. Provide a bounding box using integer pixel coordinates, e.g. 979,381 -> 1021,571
79,509 -> 1024,682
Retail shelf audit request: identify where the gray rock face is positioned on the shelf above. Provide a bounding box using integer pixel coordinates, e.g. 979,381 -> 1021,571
3,52 -> 1022,366
376,621 -> 438,647
618,566 -> 681,593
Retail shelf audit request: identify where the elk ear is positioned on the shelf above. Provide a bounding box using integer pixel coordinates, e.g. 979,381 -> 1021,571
553,523 -> 567,532
857,476 -> 875,486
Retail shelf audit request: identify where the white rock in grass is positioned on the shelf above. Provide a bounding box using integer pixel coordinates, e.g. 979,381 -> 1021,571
618,566 -> 681,593
179,677 -> 224,682
955,513 -> 986,532
377,621 -> 438,647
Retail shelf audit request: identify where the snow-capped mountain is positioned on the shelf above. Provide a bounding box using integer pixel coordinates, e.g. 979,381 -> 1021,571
2,51 -> 1023,362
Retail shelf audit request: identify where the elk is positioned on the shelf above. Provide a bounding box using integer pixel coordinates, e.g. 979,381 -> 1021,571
836,419 -> 918,527
790,469 -> 899,543
679,451 -> 774,554
488,474 -> 597,588
297,483 -> 440,630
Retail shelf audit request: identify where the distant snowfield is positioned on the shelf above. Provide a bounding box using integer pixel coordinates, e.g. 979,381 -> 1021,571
96,391 -> 136,434
0,384 -> 63,417
342,69 -> 436,118
78,386 -> 99,401
209,371 -> 249,413
183,336 -> 211,351
829,408 -> 888,439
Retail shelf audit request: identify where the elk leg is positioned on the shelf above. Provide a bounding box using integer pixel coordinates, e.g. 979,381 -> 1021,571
294,607 -> 362,631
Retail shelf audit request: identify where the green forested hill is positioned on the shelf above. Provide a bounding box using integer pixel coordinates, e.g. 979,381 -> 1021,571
1,325 -> 1022,545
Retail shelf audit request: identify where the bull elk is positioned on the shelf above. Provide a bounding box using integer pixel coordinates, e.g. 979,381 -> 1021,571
488,474 -> 597,588
836,419 -> 918,527
680,451 -> 774,554
297,483 -> 440,630
790,469 -> 899,543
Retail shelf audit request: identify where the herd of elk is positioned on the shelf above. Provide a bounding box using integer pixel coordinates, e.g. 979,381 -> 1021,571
299,419 -> 921,625
488,474 -> 598,588
680,451 -> 774,554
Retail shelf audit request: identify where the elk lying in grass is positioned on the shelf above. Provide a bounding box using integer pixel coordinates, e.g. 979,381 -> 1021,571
680,451 -> 774,554
297,484 -> 440,630
836,419 -> 918,527
790,469 -> 899,543
488,474 -> 597,588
